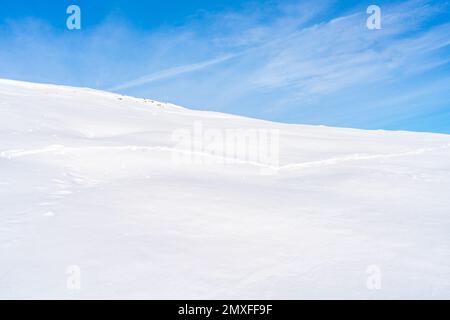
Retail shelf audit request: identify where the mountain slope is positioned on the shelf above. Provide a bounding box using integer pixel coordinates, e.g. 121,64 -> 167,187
1,78 -> 450,299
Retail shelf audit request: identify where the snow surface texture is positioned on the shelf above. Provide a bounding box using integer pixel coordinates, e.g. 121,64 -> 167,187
1,78 -> 450,299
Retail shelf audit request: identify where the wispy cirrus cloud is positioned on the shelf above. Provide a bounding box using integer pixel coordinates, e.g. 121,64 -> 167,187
108,53 -> 239,91
234,0 -> 450,96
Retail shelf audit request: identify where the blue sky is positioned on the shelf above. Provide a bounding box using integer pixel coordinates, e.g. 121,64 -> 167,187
0,0 -> 449,133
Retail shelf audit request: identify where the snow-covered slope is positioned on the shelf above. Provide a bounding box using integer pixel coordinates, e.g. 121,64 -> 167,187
1,78 -> 450,299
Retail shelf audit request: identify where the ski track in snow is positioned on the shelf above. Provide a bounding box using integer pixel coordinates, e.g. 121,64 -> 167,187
1,142 -> 450,172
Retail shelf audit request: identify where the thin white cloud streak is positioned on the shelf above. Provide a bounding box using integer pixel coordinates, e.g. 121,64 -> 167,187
106,0 -> 332,93
108,53 -> 238,91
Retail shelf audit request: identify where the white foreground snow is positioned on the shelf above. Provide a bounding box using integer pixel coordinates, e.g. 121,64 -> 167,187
1,78 -> 450,299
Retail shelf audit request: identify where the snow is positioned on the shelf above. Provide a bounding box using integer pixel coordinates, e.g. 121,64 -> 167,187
1,78 -> 450,299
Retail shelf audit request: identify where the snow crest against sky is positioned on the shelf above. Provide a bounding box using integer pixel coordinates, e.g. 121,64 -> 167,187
0,0 -> 449,133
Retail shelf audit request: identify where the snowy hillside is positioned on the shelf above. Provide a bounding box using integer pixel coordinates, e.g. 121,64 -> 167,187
1,78 -> 450,299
